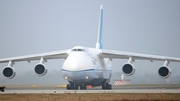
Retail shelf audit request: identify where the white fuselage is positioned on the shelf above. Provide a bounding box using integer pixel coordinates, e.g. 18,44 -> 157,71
61,46 -> 112,86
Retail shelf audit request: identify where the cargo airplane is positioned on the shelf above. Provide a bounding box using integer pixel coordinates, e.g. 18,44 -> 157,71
1,5 -> 180,90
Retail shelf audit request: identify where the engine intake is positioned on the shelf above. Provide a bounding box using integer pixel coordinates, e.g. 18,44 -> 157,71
158,66 -> 171,79
34,63 -> 47,76
2,66 -> 16,79
122,63 -> 135,76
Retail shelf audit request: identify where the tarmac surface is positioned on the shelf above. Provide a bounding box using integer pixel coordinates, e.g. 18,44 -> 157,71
1,89 -> 180,94
1,84 -> 180,94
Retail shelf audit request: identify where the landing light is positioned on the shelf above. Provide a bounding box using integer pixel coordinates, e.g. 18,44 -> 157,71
86,76 -> 88,79
65,76 -> 68,79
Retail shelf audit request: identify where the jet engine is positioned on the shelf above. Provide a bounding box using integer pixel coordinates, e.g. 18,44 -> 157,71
158,66 -> 171,79
34,63 -> 47,76
122,63 -> 135,76
2,66 -> 16,79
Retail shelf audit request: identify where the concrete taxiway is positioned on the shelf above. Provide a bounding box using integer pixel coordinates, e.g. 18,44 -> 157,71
1,84 -> 180,94
1,89 -> 180,94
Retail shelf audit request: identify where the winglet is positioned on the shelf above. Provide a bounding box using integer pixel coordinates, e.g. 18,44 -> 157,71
96,5 -> 103,49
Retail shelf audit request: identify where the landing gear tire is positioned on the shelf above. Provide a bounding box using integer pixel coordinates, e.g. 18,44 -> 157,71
108,84 -> 112,89
80,83 -> 86,90
74,83 -> 78,90
1,89 -> 4,92
102,83 -> 112,90
66,84 -> 71,90
66,83 -> 78,90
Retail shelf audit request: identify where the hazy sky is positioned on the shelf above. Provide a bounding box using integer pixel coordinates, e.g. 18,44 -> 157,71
0,0 -> 180,84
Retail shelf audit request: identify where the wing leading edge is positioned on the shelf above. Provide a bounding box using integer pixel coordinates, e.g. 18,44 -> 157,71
0,50 -> 69,63
100,49 -> 180,62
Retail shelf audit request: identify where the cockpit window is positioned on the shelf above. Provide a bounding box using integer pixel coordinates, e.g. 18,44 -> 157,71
72,49 -> 85,52
72,49 -> 77,51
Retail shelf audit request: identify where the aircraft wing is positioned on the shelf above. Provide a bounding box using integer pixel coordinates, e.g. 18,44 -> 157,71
0,50 -> 69,63
100,49 -> 180,62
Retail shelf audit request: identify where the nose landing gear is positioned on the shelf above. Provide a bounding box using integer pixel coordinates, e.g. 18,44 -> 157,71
80,83 -> 86,90
66,83 -> 78,90
66,82 -> 87,90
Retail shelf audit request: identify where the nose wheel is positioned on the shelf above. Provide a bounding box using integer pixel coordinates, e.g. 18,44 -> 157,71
80,83 -> 86,90
66,82 -> 87,90
67,83 -> 78,90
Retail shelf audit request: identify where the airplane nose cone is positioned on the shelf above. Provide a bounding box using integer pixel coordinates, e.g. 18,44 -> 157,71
62,53 -> 93,71
68,59 -> 83,71
61,53 -> 95,81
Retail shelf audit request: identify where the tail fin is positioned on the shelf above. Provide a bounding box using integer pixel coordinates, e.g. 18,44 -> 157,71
96,5 -> 103,49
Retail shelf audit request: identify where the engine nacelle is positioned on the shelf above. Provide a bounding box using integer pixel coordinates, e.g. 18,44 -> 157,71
34,63 -> 47,76
122,63 -> 135,76
2,66 -> 16,79
158,66 -> 171,79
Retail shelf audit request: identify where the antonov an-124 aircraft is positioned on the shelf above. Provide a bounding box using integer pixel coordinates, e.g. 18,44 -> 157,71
1,5 -> 180,90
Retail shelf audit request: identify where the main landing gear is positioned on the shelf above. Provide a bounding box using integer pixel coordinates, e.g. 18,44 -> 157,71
102,83 -> 112,90
0,88 -> 4,92
0,86 -> 5,92
66,82 -> 86,90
